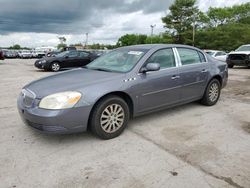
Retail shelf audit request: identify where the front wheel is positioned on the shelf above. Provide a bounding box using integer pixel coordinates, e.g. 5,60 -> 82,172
201,79 -> 221,106
90,96 -> 130,139
50,62 -> 60,72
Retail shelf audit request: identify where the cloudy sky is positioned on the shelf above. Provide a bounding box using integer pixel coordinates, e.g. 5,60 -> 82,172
0,0 -> 248,47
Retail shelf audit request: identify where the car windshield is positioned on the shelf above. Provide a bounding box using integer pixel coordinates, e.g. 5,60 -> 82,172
236,46 -> 250,51
56,51 -> 69,57
86,49 -> 146,73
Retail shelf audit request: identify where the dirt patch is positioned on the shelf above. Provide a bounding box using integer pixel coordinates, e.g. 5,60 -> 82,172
242,122 -> 250,134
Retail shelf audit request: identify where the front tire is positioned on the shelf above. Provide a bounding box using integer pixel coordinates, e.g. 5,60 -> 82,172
201,79 -> 221,106
50,62 -> 60,72
90,96 -> 130,139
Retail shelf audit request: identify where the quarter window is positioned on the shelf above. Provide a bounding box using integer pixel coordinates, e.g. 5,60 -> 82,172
177,48 -> 202,65
146,48 -> 176,69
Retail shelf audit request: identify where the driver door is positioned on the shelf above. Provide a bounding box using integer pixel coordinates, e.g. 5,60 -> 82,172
136,48 -> 181,112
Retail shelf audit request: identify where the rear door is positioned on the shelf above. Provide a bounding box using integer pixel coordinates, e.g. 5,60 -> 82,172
136,48 -> 181,112
176,47 -> 209,101
77,51 -> 91,66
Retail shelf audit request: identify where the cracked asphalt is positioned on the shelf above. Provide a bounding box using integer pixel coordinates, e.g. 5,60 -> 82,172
0,59 -> 250,188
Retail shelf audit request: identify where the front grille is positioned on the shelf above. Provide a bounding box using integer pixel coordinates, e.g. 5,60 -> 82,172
229,54 -> 247,60
21,89 -> 36,108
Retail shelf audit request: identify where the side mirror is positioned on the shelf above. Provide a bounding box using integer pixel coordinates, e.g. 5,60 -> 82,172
141,63 -> 160,73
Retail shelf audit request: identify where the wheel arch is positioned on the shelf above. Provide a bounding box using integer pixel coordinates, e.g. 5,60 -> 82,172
209,74 -> 223,86
87,91 -> 134,129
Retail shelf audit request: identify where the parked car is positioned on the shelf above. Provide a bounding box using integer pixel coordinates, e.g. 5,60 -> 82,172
226,44 -> 250,68
34,50 -> 98,71
18,44 -> 228,139
46,46 -> 77,57
0,50 -> 4,60
19,50 -> 33,58
204,50 -> 227,62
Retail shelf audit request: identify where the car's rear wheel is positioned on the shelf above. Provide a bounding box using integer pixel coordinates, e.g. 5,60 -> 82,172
50,62 -> 60,72
90,95 -> 130,139
201,79 -> 221,106
228,64 -> 234,68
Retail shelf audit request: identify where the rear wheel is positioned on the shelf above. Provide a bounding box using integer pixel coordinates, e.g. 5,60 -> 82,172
90,96 -> 130,139
228,64 -> 234,68
201,79 -> 221,106
50,62 -> 60,72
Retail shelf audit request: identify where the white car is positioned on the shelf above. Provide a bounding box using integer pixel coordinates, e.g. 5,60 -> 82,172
204,50 -> 228,62
19,50 -> 33,59
226,44 -> 250,68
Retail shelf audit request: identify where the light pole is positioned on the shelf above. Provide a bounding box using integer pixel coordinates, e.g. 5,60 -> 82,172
85,33 -> 89,48
150,24 -> 156,44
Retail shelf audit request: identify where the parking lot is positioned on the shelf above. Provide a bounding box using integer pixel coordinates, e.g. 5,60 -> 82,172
0,59 -> 250,188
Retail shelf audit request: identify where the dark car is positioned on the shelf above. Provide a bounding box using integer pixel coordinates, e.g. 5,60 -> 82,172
34,50 -> 98,71
18,44 -> 228,139
0,50 -> 4,60
46,46 -> 77,57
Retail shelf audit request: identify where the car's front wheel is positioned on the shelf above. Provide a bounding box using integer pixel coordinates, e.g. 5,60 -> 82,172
50,62 -> 60,72
201,79 -> 221,106
90,96 -> 130,139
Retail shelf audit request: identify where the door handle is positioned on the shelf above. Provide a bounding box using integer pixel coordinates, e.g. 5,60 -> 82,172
171,75 -> 180,80
201,69 -> 207,73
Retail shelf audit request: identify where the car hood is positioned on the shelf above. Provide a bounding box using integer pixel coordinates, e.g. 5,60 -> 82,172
24,68 -> 125,99
229,51 -> 250,55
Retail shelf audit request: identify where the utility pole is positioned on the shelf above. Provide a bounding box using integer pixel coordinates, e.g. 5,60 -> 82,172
192,14 -> 197,47
150,24 -> 156,44
85,33 -> 89,48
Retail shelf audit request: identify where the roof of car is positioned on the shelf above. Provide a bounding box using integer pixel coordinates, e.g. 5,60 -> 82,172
119,44 -> 200,51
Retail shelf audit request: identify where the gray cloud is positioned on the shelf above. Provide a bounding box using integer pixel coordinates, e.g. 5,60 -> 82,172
0,0 -> 174,34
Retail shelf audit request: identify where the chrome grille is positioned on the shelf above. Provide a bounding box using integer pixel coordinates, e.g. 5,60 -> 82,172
21,89 -> 36,108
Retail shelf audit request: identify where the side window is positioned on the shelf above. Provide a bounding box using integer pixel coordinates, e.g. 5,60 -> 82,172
79,51 -> 89,57
146,48 -> 176,69
177,48 -> 202,65
198,51 -> 206,62
68,51 -> 78,58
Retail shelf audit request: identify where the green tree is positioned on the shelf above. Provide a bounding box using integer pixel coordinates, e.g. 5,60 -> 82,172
10,44 -> 21,50
162,0 -> 206,44
57,43 -> 67,49
117,34 -> 147,46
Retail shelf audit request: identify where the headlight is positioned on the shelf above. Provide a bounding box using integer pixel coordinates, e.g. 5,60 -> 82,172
39,91 -> 82,110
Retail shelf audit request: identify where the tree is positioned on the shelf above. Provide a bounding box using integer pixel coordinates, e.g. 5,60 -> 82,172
117,34 -> 147,46
57,43 -> 67,49
162,0 -> 207,44
9,44 -> 21,50
207,3 -> 250,27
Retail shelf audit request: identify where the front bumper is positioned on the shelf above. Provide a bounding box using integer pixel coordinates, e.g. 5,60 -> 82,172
227,59 -> 250,66
17,94 -> 92,134
34,61 -> 49,70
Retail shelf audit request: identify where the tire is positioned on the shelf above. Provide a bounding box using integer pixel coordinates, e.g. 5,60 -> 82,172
90,95 -> 130,139
228,64 -> 234,68
50,62 -> 60,72
201,79 -> 221,106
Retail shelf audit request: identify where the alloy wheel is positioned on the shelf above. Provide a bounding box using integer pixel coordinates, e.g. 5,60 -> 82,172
100,104 -> 125,133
